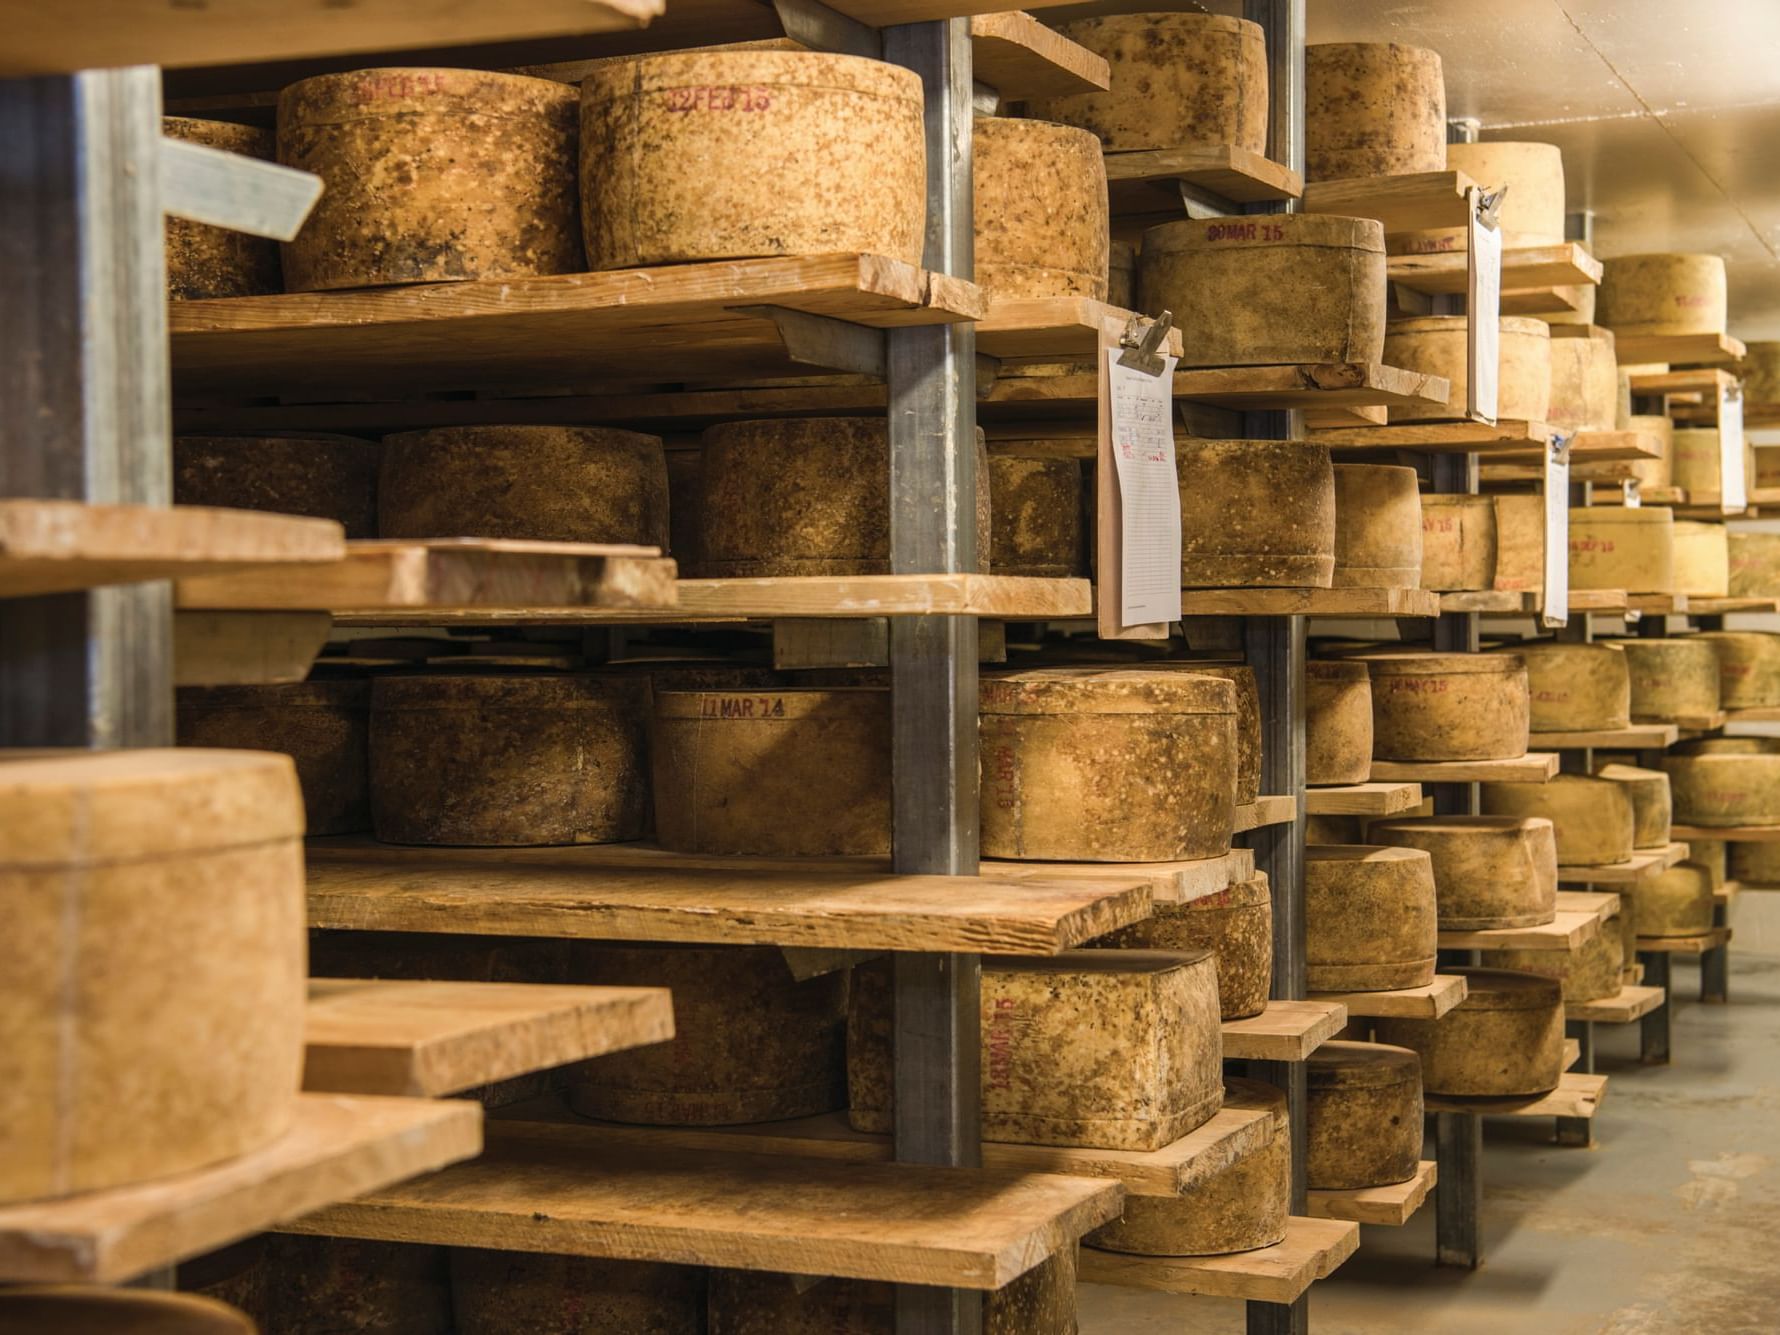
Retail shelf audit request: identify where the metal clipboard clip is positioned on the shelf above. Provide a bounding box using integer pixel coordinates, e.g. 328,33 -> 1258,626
1117,310 -> 1174,376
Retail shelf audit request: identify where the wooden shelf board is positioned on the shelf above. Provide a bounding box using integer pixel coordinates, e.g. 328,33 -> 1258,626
1235,794 -> 1298,833
0,1094 -> 481,1284
1221,1000 -> 1347,1061
988,847 -> 1256,906
1502,283 -> 1589,317
1167,363 -> 1450,411
170,254 -> 981,394
1304,781 -> 1424,816
1566,983 -> 1666,1024
1386,243 -> 1601,297
1612,331 -> 1746,368
305,839 -> 1155,955
1625,367 -> 1737,397
1570,589 -> 1634,612
1556,842 -> 1689,885
1369,752 -> 1559,783
975,296 -> 1184,362
1178,586 -> 1441,618
1424,1072 -> 1607,1119
1309,974 -> 1467,1020
303,978 -> 675,1098
285,1121 -> 1121,1290
967,12 -> 1111,97
1079,1216 -> 1360,1304
1686,598 -> 1780,615
1300,170 -> 1479,233
0,501 -> 345,600
1305,1160 -> 1437,1227
1627,593 -> 1688,615
1437,896 -> 1613,952
1529,723 -> 1680,749
174,610 -> 334,687
1467,589 -> 1631,615
1309,418 -> 1550,454
1673,823 -> 1780,843
1663,710 -> 1726,732
1637,927 -> 1733,955
1103,145 -> 1302,213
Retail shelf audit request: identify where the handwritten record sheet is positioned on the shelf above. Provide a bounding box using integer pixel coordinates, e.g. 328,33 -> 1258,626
1106,347 -> 1183,627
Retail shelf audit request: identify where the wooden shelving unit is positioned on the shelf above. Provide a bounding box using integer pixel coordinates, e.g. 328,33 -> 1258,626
1078,1218 -> 1362,1304
1436,892 -> 1616,952
1305,1161 -> 1438,1227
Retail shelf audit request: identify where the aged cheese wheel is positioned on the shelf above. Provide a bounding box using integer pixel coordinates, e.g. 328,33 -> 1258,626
1692,837 -> 1729,886
1307,659 -> 1373,785
379,426 -> 667,548
1480,775 -> 1635,866
1699,631 -> 1780,708
1306,814 -> 1363,843
1109,241 -> 1136,309
1730,532 -> 1780,598
1672,428 -> 1752,501
1569,507 -> 1675,593
975,117 -> 1108,300
1385,316 -> 1552,423
1368,816 -> 1557,930
1612,636 -> 1722,722
1418,493 -> 1497,591
1546,281 -> 1598,328
1141,216 -> 1387,367
653,687 -> 889,855
980,669 -> 1236,861
1093,875 -> 1272,1019
1304,845 -> 1438,991
1761,445 -> 1780,488
1663,751 -> 1780,826
582,51 -> 923,268
175,434 -> 380,539
1730,841 -> 1780,884
988,455 -> 1084,577
1397,142 -> 1566,253
697,418 -> 989,577
1333,464 -> 1422,587
1481,917 -> 1625,1002
0,1289 -> 255,1335
1625,414 -> 1674,490
177,681 -> 370,835
0,750 -> 305,1204
1630,863 -> 1715,938
570,944 -> 846,1125
452,1253 -> 702,1334
252,1236 -> 451,1335
1745,341 -> 1780,405
1027,13 -> 1267,154
1362,653 -> 1530,762
1597,253 -> 1728,336
848,951 -> 1224,1150
1544,325 -> 1620,432
164,117 -> 283,300
371,673 -> 650,846
1169,663 -> 1260,804
1510,641 -> 1631,731
1177,439 -> 1336,587
1305,1042 -> 1422,1190
1305,44 -> 1446,180
1375,968 -> 1564,1097
1490,493 -> 1543,593
280,69 -> 580,291
1086,1078 -> 1288,1256
1593,763 -> 1672,849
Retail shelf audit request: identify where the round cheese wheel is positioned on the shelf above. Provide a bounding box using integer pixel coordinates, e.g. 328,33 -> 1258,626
1569,507 -> 1675,593
1093,875 -> 1272,1020
1663,751 -> 1780,827
1368,815 -> 1557,930
1168,663 -> 1262,804
1490,493 -> 1544,594
1610,636 -> 1722,722
1397,141 -> 1566,253
1730,841 -> 1780,884
975,117 -> 1109,301
1307,659 -> 1372,785
1630,863 -> 1715,938
1671,520 -> 1730,597
1362,652 -> 1530,762
1545,326 -> 1619,433
1593,763 -> 1673,849
1385,315 -> 1552,423
1374,968 -> 1564,1097
1481,916 -> 1624,1002
1672,427 -> 1752,500
1305,44 -> 1446,181
176,434 -> 380,540
1177,439 -> 1336,587
1304,845 -> 1438,991
1509,641 -> 1631,731
454,1253 -> 702,1334
0,1289 -> 254,1334
988,456 -> 1085,578
1699,631 -> 1780,708
1730,531 -> 1780,598
1418,493 -> 1497,591
1108,240 -> 1136,309
1333,463 -> 1422,587
1305,1042 -> 1422,1190
1624,415 -> 1674,490
1480,774 -> 1635,866
1598,253 -> 1728,336
164,117 -> 282,300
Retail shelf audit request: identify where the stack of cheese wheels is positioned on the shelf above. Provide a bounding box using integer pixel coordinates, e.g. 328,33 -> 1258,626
1730,842 -> 1780,884
379,426 -> 669,548
1510,640 -> 1632,731
1481,914 -> 1625,1002
0,751 -> 306,1205
454,1255 -> 703,1335
1361,652 -> 1531,761
1569,507 -> 1676,593
1108,240 -> 1137,308
1398,141 -> 1566,253
847,952 -> 1223,1149
1087,1078 -> 1289,1256
1027,13 -> 1267,154
1305,1042 -> 1423,1190
279,69 -> 582,290
1664,743 -> 1780,827
1304,44 -> 1446,180
1730,531 -> 1780,597
1332,463 -> 1423,587
980,669 -> 1237,861
1593,763 -> 1673,849
176,434 -> 381,538
1545,326 -> 1620,432
1700,631 -> 1780,708
1671,519 -> 1731,597
177,681 -> 371,835
1369,815 -> 1558,929
1481,774 -> 1635,866
165,117 -> 283,299
1419,493 -> 1497,591
581,51 -> 925,268
1304,846 -> 1438,991
1306,659 -> 1373,784
569,944 -> 847,1125
987,456 -> 1085,577
975,117 -> 1108,300
1375,968 -> 1565,1097
1624,415 -> 1675,490
1169,663 -> 1262,804
1491,493 -> 1544,593
1598,253 -> 1729,336
1629,863 -> 1716,938
653,687 -> 890,855
1673,428 -> 1753,502
0,1290 -> 255,1334
1611,636 -> 1722,723
1385,316 -> 1553,423
1139,216 -> 1387,367
1177,440 -> 1336,587
1094,874 -> 1273,1019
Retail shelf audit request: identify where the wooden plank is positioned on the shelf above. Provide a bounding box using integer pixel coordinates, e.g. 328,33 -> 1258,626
1235,794 -> 1298,832
1369,753 -> 1559,783
1686,598 -> 1780,616
1529,723 -> 1680,750
1304,781 -> 1424,816
1078,1216 -> 1360,1304
1424,1072 -> 1607,1119
969,12 -> 1110,97
1386,243 -> 1601,297
1556,843 -> 1689,885
1437,902 -> 1610,953
0,501 -> 344,599
287,1121 -> 1122,1290
1163,362 -> 1449,411
1569,590 -> 1633,612
1305,1160 -> 1437,1227
173,610 -> 332,686
1310,975 -> 1467,1020
303,979 -> 675,1098
1667,709 -> 1728,731
1220,1000 -> 1347,1061
0,1094 -> 481,1284
1503,283 -> 1588,317
1627,593 -> 1687,615
1103,145 -> 1302,212
1178,586 -> 1441,618
1310,419 -> 1547,453
1672,823 -> 1780,843
976,296 -> 1183,362
1566,984 -> 1665,1024
1638,927 -> 1733,955
303,842 -> 1155,955
1612,332 -> 1746,367
1300,170 -> 1478,233
990,848 -> 1256,906
1442,590 -> 1534,614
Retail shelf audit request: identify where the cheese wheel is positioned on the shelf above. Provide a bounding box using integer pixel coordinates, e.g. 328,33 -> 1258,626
1362,652 -> 1530,762
1397,141 -> 1566,253
1108,240 -> 1136,309
1730,842 -> 1780,885
1480,775 -> 1635,866
1761,445 -> 1780,489
1140,216 -> 1387,368
1094,875 -> 1273,1020
176,434 -> 380,539
238,1235 -> 449,1334
1306,814 -> 1364,844
0,751 -> 305,1204
1304,845 -> 1438,992
1670,519 -> 1730,596
1624,415 -> 1674,490
1176,439 -> 1336,587
581,51 -> 924,268
1418,493 -> 1497,591
1544,325 -> 1619,432
1598,253 -> 1728,336
1699,631 -> 1780,708
1168,664 -> 1262,804
1569,507 -> 1675,593
164,117 -> 282,299
1374,968 -> 1564,1097
988,456 -> 1085,578
1333,464 -> 1422,587
1663,752 -> 1780,827
1672,427 -> 1752,500
1367,815 -> 1557,930
1546,280 -> 1597,328
980,669 -> 1237,861
1307,659 -> 1372,785
1305,1042 -> 1423,1190
1480,915 -> 1624,1002
1692,838 -> 1729,886
0,1289 -> 255,1334
1611,637 -> 1722,722
975,117 -> 1109,301
1630,863 -> 1715,938
1385,315 -> 1552,423
1510,641 -> 1631,731
1490,493 -> 1543,593
1730,532 -> 1780,598
454,1254 -> 701,1334
1305,44 -> 1446,181
1593,763 -> 1673,849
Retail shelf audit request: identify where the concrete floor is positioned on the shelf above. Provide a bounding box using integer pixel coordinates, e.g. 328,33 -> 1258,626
1079,893 -> 1780,1335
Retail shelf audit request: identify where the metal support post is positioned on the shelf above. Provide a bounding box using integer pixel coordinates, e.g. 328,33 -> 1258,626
1434,1112 -> 1484,1267
1640,952 -> 1672,1064
1702,902 -> 1730,1004
1557,1021 -> 1594,1146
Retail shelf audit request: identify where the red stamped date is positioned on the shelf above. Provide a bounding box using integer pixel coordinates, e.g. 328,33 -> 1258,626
661,85 -> 774,112
1203,221 -> 1286,242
